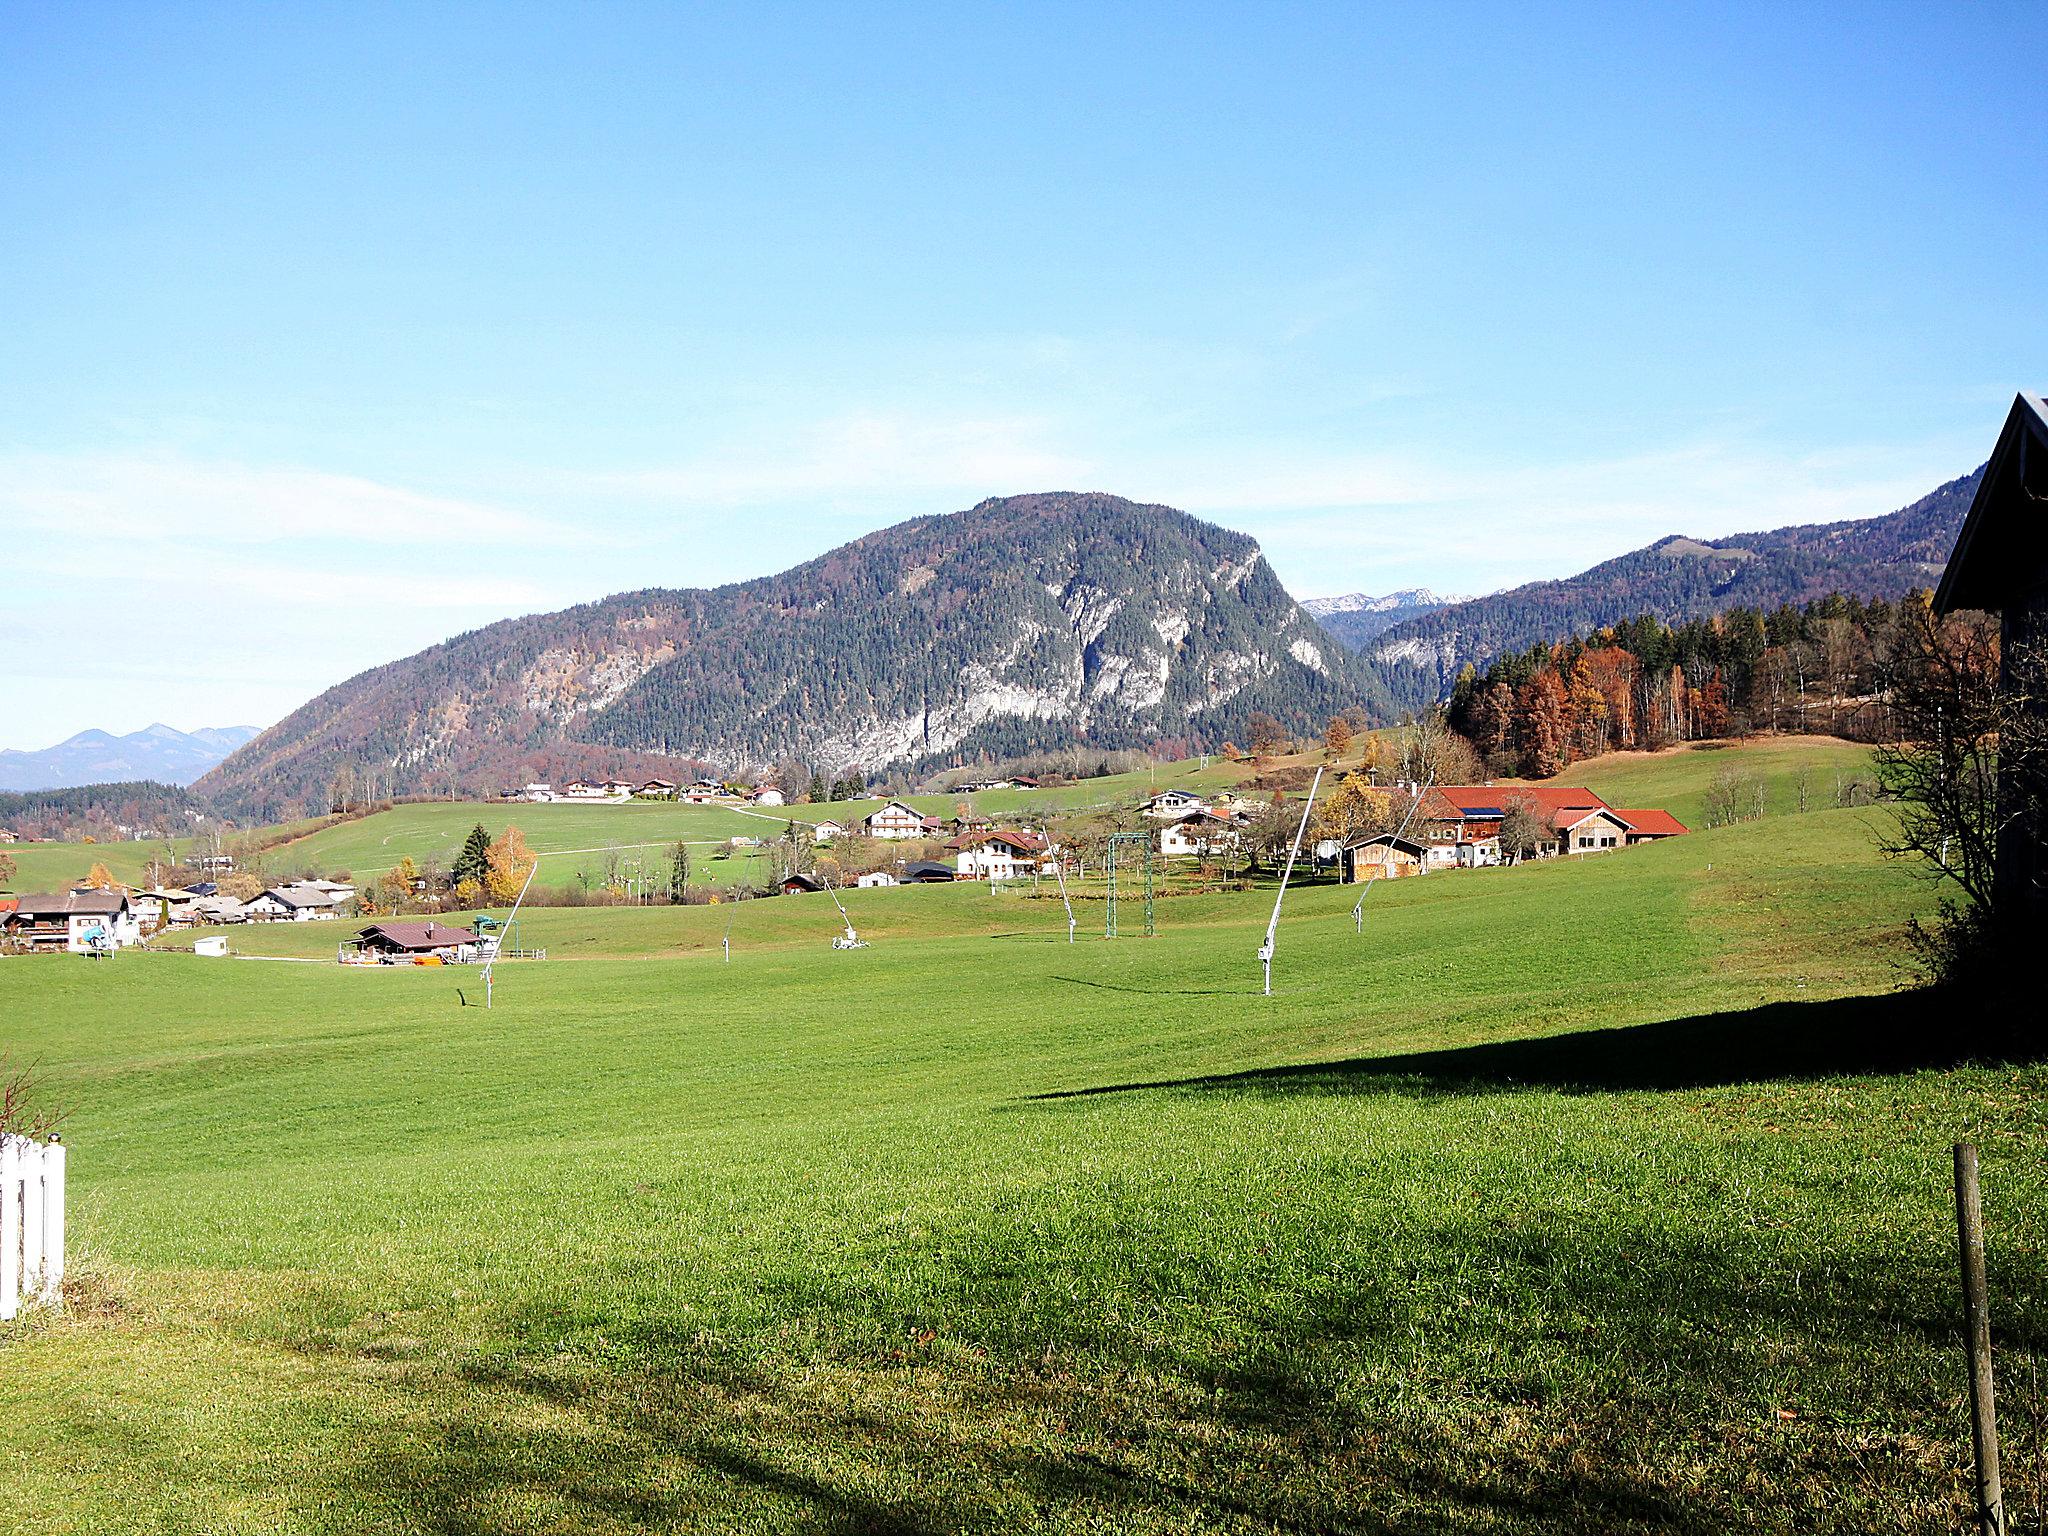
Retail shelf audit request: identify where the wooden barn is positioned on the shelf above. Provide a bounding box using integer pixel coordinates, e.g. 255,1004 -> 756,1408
1935,391 -> 2048,931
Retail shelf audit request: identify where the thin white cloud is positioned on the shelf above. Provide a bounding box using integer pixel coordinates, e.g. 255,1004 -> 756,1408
515,410 -> 1091,505
0,451 -> 552,546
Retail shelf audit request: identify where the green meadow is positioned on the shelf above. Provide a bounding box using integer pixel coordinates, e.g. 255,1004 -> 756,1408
4,787 -> 2043,1533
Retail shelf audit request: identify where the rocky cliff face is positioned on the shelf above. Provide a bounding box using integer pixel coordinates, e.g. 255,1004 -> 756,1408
199,492 -> 1387,818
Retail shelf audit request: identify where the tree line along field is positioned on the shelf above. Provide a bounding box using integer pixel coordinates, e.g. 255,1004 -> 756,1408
4,792 -> 2043,1533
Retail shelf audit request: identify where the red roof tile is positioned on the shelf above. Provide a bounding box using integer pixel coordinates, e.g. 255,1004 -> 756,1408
1615,808 -> 1687,836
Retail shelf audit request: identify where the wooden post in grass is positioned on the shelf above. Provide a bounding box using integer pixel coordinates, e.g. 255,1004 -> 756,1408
1954,1142 -> 2006,1536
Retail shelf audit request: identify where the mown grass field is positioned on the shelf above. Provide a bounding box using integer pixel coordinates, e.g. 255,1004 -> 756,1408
4,791 -> 2044,1534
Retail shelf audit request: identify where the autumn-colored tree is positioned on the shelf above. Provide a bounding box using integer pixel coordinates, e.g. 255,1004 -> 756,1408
379,856 -> 420,912
452,876 -> 483,909
1219,741 -> 1240,760
1694,669 -> 1731,739
1316,775 -> 1394,841
485,827 -> 536,904
0,850 -> 14,887
1515,669 -> 1570,778
219,871 -> 264,902
1247,712 -> 1287,758
1566,656 -> 1610,760
1323,716 -> 1354,759
83,861 -> 117,889
1470,681 -> 1517,766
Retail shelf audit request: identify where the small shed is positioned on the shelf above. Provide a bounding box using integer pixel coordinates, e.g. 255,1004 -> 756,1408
779,872 -> 825,895
1342,834 -> 1427,882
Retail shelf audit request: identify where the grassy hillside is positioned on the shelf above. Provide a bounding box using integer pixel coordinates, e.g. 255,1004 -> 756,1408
5,804 -> 2040,1532
1501,735 -> 1876,830
0,835 -> 189,893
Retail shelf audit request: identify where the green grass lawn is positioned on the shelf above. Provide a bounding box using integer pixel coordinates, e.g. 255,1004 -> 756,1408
0,834 -> 193,893
1505,734 -> 1876,830
4,801 -> 2041,1533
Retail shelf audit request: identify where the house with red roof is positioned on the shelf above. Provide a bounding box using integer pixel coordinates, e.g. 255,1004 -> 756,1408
1418,786 -> 1682,862
949,827 -> 1050,880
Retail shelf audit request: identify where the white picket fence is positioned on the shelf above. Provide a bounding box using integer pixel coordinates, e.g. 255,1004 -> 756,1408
2,1134 -> 66,1321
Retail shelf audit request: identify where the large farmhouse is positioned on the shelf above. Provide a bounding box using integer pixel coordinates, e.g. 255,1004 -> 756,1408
244,886 -> 341,922
864,800 -> 938,840
1338,786 -> 1686,879
950,828 -> 1049,880
3,889 -> 142,952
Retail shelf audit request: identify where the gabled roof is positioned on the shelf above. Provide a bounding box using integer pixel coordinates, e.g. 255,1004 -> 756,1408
255,886 -> 337,908
779,872 -> 825,891
900,859 -> 955,880
7,889 -> 131,918
1615,807 -> 1687,836
1344,833 -> 1427,856
950,827 -> 1047,853
1426,785 -> 1611,820
358,920 -> 477,950
1935,392 -> 2048,614
1551,806 -> 1629,833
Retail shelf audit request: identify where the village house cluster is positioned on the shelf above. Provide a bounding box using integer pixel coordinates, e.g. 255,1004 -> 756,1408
1341,785 -> 1685,881
513,777 -> 788,807
0,874 -> 360,953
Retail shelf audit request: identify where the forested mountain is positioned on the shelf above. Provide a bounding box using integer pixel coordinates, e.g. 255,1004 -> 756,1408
199,493 -> 1390,820
0,781 -> 211,844
0,723 -> 261,792
1356,469 -> 1982,706
1302,588 -> 1465,650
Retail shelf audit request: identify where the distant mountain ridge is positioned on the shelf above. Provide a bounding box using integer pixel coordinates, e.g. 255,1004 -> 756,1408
199,492 -> 1390,820
1302,588 -> 1468,650
0,723 -> 262,793
1351,468 -> 1983,706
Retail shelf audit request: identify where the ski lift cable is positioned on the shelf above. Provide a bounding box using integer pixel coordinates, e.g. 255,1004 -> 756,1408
1260,765 -> 1324,996
1353,770 -> 1436,931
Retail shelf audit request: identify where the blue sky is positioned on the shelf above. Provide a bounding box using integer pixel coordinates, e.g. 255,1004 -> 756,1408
4,2 -> 2043,748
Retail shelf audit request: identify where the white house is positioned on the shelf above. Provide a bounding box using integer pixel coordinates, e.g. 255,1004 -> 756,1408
637,778 -> 678,799
811,819 -> 844,842
752,786 -> 786,808
520,783 -> 556,802
1158,811 -> 1238,859
244,886 -> 340,922
3,890 -> 142,952
864,800 -> 933,840
854,870 -> 898,888
951,828 -> 1050,881
132,886 -> 201,931
1142,789 -> 1210,820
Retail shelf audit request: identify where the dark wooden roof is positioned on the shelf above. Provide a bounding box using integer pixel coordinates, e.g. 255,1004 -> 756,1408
7,889 -> 131,918
1936,392 -> 2048,614
357,920 -> 477,951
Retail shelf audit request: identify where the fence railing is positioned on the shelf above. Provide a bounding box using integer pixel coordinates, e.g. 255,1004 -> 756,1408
2,1134 -> 65,1321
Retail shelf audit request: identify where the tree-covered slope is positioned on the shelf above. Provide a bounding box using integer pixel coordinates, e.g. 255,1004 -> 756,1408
199,493 -> 1389,819
1359,468 -> 1981,705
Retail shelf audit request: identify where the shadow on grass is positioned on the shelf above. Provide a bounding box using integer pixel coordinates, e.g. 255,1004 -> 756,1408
1050,974 -> 1258,998
1030,989 -> 2031,1102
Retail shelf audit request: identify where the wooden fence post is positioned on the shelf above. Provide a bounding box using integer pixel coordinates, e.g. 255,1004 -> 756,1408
1955,1142 -> 2007,1536
1,1137 -> 18,1323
